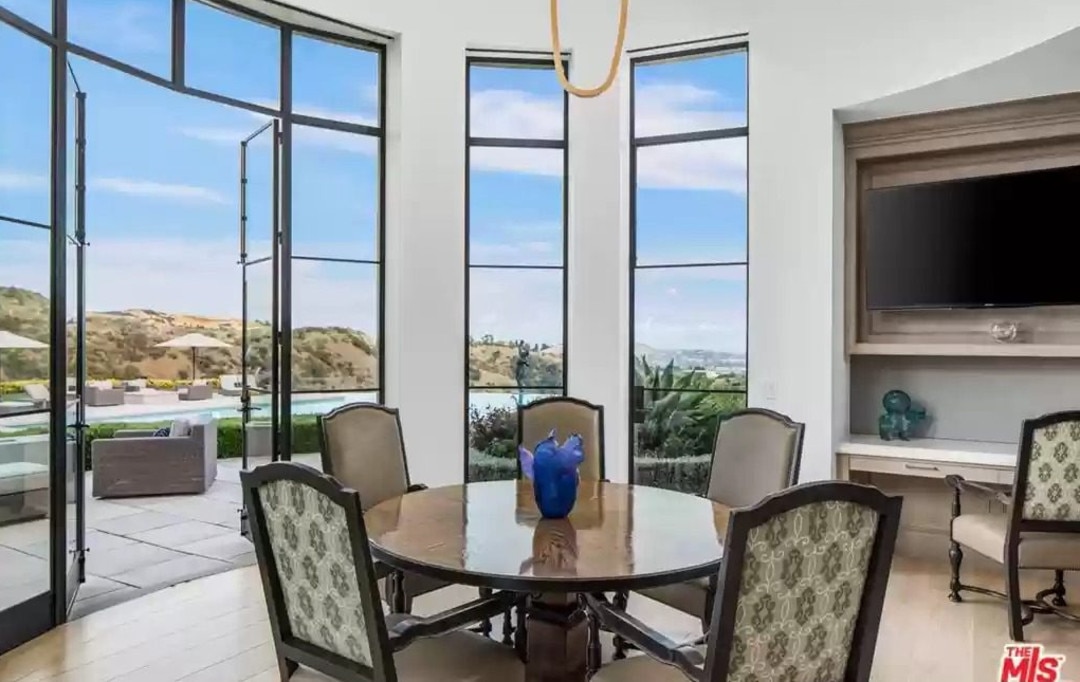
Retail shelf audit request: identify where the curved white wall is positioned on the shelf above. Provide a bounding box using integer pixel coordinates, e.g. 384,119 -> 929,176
281,0 -> 1080,486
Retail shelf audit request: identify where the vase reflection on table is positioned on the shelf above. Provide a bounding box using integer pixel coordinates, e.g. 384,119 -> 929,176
519,430 -> 585,519
520,518 -> 579,577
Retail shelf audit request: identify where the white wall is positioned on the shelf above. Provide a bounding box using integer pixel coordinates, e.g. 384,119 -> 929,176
286,0 -> 1080,485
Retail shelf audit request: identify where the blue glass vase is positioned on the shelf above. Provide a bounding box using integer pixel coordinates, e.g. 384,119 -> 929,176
519,431 -> 584,520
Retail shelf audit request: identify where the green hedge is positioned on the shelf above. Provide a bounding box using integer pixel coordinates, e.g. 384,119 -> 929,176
468,452 -> 518,482
67,416 -> 320,469
632,455 -> 711,495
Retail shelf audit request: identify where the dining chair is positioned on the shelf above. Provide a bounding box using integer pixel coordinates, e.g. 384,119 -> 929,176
518,396 -> 606,481
621,408 -> 804,651
588,480 -> 902,682
318,402 -> 450,614
241,462 -> 524,682
947,410 -> 1080,641
505,396 -> 606,651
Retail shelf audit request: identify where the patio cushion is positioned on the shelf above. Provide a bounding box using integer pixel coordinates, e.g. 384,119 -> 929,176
0,461 -> 50,496
169,419 -> 191,438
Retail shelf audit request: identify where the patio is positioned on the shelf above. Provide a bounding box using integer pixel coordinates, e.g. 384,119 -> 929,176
0,453 -> 321,618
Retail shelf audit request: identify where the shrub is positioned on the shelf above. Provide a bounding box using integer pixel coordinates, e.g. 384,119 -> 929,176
468,452 -> 518,482
469,404 -> 517,459
633,455 -> 711,496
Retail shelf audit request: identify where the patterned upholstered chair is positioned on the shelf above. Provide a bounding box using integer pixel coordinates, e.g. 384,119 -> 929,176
947,411 -> 1080,641
241,462 -> 524,682
622,409 -> 804,649
587,481 -> 902,682
318,403 -> 450,614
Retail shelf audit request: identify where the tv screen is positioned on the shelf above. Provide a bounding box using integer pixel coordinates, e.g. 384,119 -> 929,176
864,165 -> 1080,310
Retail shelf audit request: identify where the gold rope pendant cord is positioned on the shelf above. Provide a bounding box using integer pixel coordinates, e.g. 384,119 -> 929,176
550,0 -> 629,98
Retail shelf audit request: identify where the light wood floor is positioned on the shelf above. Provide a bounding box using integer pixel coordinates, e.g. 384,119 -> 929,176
0,559 -> 1076,682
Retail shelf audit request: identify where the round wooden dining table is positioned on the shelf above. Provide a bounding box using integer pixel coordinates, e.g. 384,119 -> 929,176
364,479 -> 730,682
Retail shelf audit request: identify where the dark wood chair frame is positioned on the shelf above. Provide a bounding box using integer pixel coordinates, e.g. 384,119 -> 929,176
589,480 -> 902,682
317,402 -> 429,614
241,462 -> 516,682
946,410 -> 1080,641
612,407 -> 805,662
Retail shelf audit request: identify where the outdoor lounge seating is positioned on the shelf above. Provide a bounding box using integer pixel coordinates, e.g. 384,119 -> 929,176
21,384 -> 49,409
124,389 -> 180,405
91,419 -> 218,498
179,384 -> 213,401
0,434 -> 53,525
85,382 -> 125,407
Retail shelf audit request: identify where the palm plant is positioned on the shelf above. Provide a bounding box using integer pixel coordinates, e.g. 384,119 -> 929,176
634,355 -> 746,458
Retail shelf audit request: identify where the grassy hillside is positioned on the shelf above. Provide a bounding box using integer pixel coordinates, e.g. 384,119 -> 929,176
0,286 -> 546,388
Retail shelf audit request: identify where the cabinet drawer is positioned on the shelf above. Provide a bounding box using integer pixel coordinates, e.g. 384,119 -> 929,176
845,455 -> 1005,484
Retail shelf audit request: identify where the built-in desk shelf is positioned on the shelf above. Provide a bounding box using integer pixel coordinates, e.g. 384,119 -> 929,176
837,435 -> 1017,485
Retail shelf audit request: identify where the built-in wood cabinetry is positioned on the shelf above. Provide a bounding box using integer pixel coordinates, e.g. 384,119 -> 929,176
844,92 -> 1080,358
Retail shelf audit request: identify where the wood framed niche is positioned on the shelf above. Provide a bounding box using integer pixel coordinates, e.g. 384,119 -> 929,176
844,92 -> 1080,358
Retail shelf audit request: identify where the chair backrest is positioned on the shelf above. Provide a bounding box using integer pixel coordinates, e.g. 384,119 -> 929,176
319,403 -> 411,511
705,481 -> 902,682
241,462 -> 396,682
1012,411 -> 1080,528
706,409 -> 804,508
518,397 -> 605,481
23,384 -> 49,402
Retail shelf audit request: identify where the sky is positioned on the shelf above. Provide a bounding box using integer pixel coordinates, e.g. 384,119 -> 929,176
0,0 -> 748,355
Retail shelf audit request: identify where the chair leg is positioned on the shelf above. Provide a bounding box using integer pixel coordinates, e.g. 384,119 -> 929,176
586,605 -> 601,676
1052,570 -> 1067,607
502,604 -> 514,645
514,594 -> 529,661
1006,553 -> 1025,642
612,591 -> 629,660
478,587 -> 493,637
948,540 -> 964,603
277,656 -> 298,681
390,570 -> 408,614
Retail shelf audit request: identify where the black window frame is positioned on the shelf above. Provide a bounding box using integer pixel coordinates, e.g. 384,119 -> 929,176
627,39 -> 751,483
463,54 -> 570,482
0,0 -> 389,647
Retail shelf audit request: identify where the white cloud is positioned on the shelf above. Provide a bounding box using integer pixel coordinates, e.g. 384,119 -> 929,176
90,178 -> 230,205
468,82 -> 746,189
0,170 -> 48,191
69,1 -> 169,55
470,89 -> 563,139
178,109 -> 378,156
634,83 -> 745,137
471,147 -> 563,177
471,240 -> 557,264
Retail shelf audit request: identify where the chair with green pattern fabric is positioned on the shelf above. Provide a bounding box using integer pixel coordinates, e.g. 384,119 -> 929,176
947,411 -> 1080,641
241,462 -> 524,682
586,480 -> 902,682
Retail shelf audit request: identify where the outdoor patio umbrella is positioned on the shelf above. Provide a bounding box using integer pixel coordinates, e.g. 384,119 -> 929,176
0,330 -> 48,397
155,332 -> 232,382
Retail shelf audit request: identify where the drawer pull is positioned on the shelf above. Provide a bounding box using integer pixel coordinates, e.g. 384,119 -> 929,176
904,463 -> 940,472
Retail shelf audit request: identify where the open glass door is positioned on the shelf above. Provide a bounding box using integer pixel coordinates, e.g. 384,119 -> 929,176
63,66 -> 88,609
237,120 -> 280,534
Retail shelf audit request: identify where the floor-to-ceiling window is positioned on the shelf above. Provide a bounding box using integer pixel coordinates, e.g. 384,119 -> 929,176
629,42 -> 749,492
0,16 -> 55,634
465,56 -> 569,482
0,0 -> 388,650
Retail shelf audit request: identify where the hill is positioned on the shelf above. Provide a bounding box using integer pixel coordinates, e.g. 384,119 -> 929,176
0,286 -> 557,388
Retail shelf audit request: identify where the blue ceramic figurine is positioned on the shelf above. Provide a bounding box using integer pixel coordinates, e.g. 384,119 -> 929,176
878,389 -> 926,441
519,430 -> 585,519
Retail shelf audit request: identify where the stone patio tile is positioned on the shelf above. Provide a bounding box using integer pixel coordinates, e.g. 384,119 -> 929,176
176,532 -> 254,562
109,553 -> 231,590
86,542 -> 186,578
130,520 -> 233,547
90,510 -> 189,535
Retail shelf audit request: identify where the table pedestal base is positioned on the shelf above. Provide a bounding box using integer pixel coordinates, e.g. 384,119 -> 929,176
526,593 -> 588,682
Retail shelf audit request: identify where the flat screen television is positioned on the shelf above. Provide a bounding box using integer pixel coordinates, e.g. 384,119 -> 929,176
864,165 -> 1080,310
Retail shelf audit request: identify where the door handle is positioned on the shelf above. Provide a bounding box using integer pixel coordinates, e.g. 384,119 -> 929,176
904,463 -> 939,472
